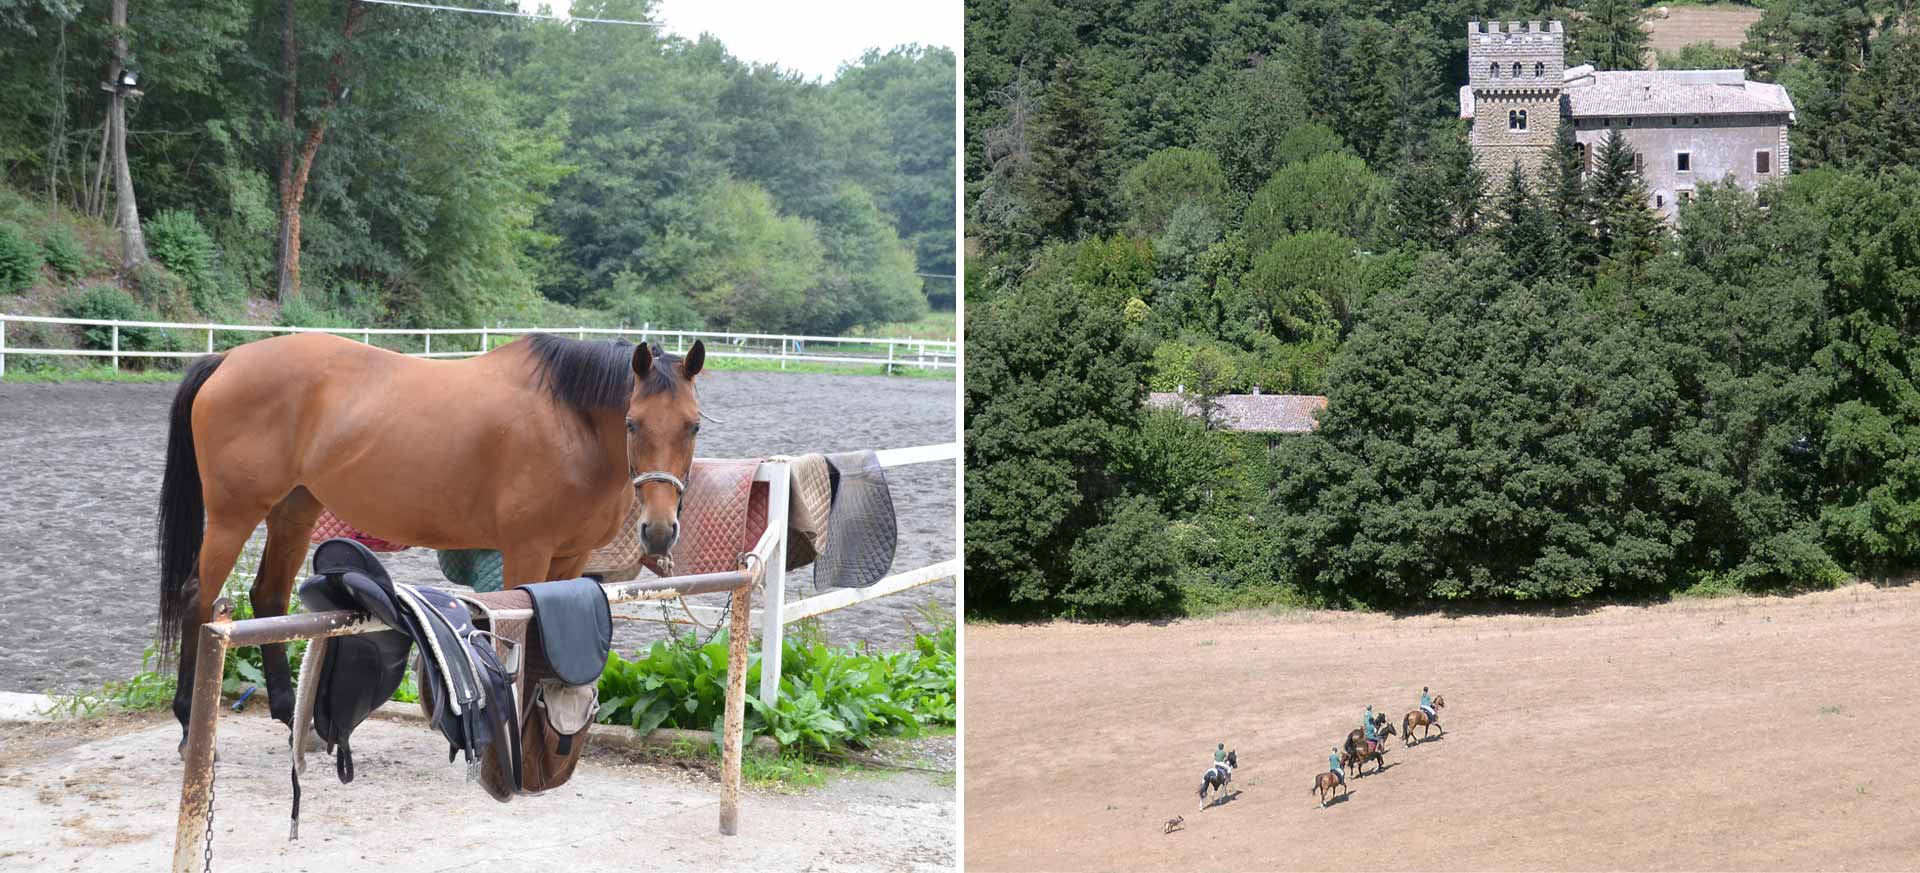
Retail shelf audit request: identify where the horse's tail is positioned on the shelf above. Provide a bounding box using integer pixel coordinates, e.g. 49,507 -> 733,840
157,354 -> 224,665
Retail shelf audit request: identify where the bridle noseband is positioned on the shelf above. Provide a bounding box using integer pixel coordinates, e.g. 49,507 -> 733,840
629,470 -> 687,495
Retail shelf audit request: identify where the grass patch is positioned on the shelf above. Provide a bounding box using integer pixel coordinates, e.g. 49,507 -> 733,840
3,364 -> 185,384
1176,579 -> 1320,618
847,310 -> 957,342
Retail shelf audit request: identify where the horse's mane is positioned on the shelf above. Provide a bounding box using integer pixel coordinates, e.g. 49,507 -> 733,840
520,333 -> 683,423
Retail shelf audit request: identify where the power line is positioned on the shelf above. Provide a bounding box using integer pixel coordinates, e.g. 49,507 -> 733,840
357,0 -> 661,26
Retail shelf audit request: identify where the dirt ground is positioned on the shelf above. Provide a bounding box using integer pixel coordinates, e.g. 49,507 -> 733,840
0,706 -> 953,872
0,372 -> 955,694
1646,6 -> 1764,62
964,584 -> 1920,871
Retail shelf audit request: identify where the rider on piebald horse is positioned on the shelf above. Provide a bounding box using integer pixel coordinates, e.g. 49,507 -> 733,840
1214,743 -> 1228,766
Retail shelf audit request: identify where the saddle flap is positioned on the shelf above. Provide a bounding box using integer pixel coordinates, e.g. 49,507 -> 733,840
522,578 -> 612,687
815,450 -> 898,589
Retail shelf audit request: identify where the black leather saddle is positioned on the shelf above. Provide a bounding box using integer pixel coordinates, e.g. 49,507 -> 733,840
296,538 -> 520,784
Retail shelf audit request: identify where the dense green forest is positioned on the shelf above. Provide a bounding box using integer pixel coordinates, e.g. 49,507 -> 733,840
0,0 -> 954,338
964,0 -> 1920,617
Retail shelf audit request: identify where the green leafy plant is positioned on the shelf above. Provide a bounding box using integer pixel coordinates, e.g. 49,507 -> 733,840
0,222 -> 41,293
596,614 -> 956,750
41,226 -> 92,277
58,284 -> 181,361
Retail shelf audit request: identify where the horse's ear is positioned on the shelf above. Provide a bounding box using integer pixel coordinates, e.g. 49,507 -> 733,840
683,340 -> 704,380
633,343 -> 654,379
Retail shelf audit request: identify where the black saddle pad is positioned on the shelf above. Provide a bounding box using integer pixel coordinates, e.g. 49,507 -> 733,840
521,577 -> 611,687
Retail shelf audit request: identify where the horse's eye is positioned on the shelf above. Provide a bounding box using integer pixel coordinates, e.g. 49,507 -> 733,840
691,423 -> 701,436
625,419 -> 636,434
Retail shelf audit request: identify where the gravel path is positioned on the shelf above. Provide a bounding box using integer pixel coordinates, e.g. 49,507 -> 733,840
0,371 -> 955,694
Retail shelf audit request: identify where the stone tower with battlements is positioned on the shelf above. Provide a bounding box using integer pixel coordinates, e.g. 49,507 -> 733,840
1466,20 -> 1565,183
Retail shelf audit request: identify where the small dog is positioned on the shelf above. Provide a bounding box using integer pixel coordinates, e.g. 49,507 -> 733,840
1163,815 -> 1185,834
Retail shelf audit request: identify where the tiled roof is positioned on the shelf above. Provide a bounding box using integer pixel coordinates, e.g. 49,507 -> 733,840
1460,68 -> 1796,121
1563,69 -> 1795,119
1145,392 -> 1327,433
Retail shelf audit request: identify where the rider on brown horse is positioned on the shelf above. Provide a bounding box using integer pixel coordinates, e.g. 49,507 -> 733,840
1363,704 -> 1381,753
1328,747 -> 1346,787
1419,687 -> 1438,724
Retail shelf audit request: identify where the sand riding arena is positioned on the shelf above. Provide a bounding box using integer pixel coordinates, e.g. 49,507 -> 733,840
965,583 -> 1920,871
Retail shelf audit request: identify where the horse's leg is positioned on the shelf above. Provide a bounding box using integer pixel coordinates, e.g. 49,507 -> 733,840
500,547 -> 557,588
172,508 -> 266,740
547,553 -> 590,582
250,487 -> 323,727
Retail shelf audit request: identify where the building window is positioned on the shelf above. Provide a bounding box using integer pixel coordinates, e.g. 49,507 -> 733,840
1578,142 -> 1591,173
1512,61 -> 1521,77
1625,117 -> 1634,127
1756,150 -> 1772,174
1490,62 -> 1500,78
1679,189 -> 1695,203
1634,152 -> 1644,173
1676,152 -> 1691,172
1507,109 -> 1528,131
1656,193 -> 1665,208
1534,61 -> 1545,77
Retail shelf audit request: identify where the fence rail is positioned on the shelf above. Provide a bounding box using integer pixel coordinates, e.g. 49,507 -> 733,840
0,314 -> 957,376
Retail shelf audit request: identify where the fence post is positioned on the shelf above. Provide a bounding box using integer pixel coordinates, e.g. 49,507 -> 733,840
362,329 -> 371,346
779,338 -> 787,371
757,461 -> 791,707
1,319 -> 8,377
481,326 -> 489,353
886,341 -> 894,375
111,324 -> 120,371
424,332 -> 431,357
578,325 -> 586,340
207,328 -> 214,354
677,332 -> 684,354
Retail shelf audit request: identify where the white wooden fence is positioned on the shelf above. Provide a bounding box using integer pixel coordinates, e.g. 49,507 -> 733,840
0,314 -> 957,376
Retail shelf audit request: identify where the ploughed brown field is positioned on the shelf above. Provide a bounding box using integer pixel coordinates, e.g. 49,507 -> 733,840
964,584 -> 1920,871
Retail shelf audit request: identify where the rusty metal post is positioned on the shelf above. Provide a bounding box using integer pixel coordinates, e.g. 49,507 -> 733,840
172,604 -> 232,873
719,578 -> 752,835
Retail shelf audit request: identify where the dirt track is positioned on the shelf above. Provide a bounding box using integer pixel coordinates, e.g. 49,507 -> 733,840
964,584 -> 1920,871
0,371 -> 955,694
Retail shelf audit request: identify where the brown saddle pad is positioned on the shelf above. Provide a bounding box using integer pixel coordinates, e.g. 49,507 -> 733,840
446,588 -> 602,801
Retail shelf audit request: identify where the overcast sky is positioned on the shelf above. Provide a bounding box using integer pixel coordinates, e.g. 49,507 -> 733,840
523,1 -> 957,82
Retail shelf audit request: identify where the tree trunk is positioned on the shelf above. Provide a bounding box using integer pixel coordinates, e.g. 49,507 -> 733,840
275,0 -> 363,303
108,0 -> 146,269
275,0 -> 298,301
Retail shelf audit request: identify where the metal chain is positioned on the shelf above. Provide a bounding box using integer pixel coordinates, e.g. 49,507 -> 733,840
202,757 -> 216,873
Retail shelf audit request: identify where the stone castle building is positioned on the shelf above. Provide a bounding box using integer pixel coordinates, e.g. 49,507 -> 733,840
1459,20 -> 1795,221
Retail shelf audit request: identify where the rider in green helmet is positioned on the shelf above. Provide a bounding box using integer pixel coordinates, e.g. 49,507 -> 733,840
1214,743 -> 1227,765
1419,687 -> 1436,721
1363,704 -> 1379,752
1329,748 -> 1345,785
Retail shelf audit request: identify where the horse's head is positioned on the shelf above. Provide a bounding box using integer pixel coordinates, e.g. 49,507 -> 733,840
1381,722 -> 1397,737
1226,749 -> 1238,769
1434,695 -> 1445,708
626,341 -> 705,559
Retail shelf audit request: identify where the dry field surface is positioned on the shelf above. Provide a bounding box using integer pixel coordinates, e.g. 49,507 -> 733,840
965,584 -> 1920,871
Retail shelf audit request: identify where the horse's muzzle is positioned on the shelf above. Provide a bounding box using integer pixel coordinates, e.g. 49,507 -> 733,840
640,520 -> 679,558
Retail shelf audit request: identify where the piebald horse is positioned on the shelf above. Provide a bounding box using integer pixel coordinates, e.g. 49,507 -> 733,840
1198,749 -> 1238,809
157,332 -> 705,744
1403,695 -> 1446,745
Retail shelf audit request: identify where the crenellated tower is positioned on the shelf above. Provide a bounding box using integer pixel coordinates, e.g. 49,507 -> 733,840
1467,20 -> 1565,183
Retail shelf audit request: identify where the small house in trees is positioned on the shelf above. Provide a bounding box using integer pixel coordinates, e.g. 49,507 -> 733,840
1458,20 -> 1795,221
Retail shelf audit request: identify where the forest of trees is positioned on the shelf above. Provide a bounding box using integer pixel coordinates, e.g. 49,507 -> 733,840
965,0 -> 1920,617
0,0 -> 954,335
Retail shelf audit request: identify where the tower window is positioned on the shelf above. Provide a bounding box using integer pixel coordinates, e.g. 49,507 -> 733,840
1535,62 -> 1545,77
1490,62 -> 1500,78
1509,109 -> 1528,131
1756,150 -> 1772,174
1676,152 -> 1691,172
1512,61 -> 1522,77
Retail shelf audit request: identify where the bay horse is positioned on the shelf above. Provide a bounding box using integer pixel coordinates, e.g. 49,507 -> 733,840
1343,721 -> 1395,776
1311,769 -> 1347,806
157,331 -> 705,744
1197,749 -> 1237,809
1403,695 -> 1446,745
